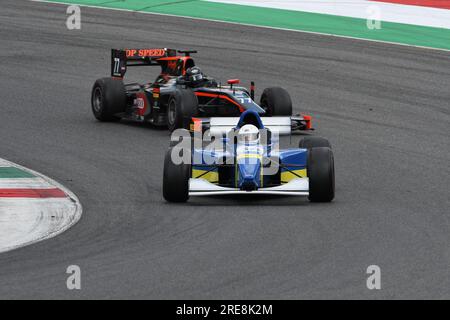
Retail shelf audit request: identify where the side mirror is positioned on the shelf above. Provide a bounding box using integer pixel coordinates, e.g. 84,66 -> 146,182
227,79 -> 240,90
227,79 -> 240,85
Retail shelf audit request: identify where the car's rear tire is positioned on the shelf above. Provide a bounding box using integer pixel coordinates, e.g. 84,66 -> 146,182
307,147 -> 335,202
299,136 -> 331,149
260,87 -> 292,116
163,147 -> 191,202
167,89 -> 198,132
91,77 -> 126,121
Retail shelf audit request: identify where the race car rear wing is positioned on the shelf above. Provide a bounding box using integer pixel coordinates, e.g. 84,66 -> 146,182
111,48 -> 176,78
190,115 -> 312,136
209,117 -> 292,135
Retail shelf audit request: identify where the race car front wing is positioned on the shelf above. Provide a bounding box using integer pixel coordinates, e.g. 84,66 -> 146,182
189,178 -> 309,196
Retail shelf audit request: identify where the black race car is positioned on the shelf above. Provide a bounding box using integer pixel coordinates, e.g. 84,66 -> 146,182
91,48 -> 312,132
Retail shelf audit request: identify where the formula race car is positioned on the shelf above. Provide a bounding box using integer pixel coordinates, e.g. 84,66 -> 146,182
163,110 -> 334,203
91,48 -> 312,133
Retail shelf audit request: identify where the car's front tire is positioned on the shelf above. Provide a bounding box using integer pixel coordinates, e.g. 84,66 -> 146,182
260,87 -> 292,116
167,89 -> 198,132
307,147 -> 335,202
91,77 -> 126,121
163,147 -> 191,202
299,136 -> 331,149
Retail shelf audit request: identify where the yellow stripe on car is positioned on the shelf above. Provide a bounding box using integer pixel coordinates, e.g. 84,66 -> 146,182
281,169 -> 307,183
236,154 -> 262,160
192,169 -> 219,183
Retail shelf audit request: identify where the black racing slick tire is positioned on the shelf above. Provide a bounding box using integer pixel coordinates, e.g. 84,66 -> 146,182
91,77 -> 126,122
260,87 -> 292,116
167,89 -> 199,132
307,147 -> 335,202
299,136 -> 332,149
163,147 -> 191,203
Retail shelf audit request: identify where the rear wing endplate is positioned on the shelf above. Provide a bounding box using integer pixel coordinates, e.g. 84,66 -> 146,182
111,48 -> 176,78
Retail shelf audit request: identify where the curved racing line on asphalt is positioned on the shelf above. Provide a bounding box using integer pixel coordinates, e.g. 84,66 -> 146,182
32,0 -> 450,53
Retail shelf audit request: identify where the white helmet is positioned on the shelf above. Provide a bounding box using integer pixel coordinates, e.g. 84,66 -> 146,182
238,124 -> 260,144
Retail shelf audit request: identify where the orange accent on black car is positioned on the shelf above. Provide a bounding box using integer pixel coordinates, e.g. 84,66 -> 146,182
125,48 -> 166,58
195,92 -> 245,113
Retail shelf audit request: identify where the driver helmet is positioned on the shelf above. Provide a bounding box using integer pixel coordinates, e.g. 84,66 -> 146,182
238,124 -> 260,144
186,67 -> 204,83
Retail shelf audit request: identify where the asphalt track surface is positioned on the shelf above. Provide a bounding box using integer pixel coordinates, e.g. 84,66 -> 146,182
0,0 -> 449,299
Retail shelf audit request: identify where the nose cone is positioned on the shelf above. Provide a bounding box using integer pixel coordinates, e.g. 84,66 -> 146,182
237,157 -> 261,191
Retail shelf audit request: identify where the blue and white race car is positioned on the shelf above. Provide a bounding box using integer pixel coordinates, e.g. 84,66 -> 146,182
163,110 -> 334,203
